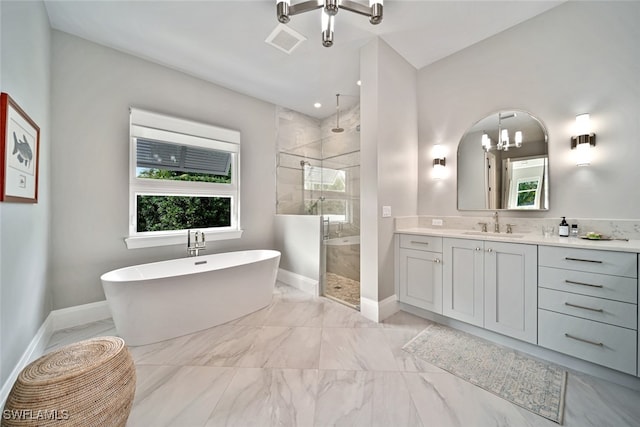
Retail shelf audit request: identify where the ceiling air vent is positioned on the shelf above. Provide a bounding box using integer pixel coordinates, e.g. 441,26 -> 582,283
265,24 -> 306,54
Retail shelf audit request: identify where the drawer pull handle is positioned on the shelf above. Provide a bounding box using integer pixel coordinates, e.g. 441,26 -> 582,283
564,302 -> 604,313
564,333 -> 603,347
565,257 -> 603,264
433,258 -> 441,264
486,248 -> 494,253
411,241 -> 429,245
565,279 -> 603,289
475,247 -> 482,251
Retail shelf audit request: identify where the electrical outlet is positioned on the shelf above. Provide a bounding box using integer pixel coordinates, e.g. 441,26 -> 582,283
382,206 -> 392,218
432,219 -> 443,226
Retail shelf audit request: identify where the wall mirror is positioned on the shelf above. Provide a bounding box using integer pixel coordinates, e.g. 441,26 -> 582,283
457,110 -> 549,211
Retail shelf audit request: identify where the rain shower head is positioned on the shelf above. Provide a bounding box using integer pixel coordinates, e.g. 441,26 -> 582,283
332,93 -> 344,133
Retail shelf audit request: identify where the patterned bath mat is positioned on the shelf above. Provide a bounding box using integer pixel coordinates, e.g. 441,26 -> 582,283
403,324 -> 567,424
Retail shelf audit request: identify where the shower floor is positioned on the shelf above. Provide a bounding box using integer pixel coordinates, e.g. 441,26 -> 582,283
325,272 -> 360,309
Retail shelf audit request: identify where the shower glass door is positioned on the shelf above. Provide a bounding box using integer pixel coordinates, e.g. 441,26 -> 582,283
275,105 -> 360,310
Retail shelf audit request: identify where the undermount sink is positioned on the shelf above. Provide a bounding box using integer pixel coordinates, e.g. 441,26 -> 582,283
462,231 -> 525,238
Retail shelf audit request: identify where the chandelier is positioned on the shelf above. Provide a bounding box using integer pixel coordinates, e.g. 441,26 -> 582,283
481,112 -> 523,152
277,0 -> 384,47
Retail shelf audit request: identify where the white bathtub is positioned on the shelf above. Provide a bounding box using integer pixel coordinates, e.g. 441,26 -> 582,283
100,250 -> 281,346
324,235 -> 360,246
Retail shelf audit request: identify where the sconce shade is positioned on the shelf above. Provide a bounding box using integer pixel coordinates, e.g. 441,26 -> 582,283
571,113 -> 596,165
576,113 -> 591,135
575,140 -> 591,166
433,158 -> 446,180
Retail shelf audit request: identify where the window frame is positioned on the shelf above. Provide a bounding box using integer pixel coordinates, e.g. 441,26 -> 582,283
125,108 -> 242,249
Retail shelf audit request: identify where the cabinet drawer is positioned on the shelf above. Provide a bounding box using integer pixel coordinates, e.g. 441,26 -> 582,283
538,309 -> 637,375
539,288 -> 637,329
538,246 -> 637,278
538,266 -> 637,303
399,234 -> 442,252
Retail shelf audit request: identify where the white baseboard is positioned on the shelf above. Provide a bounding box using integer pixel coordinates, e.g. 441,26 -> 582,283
360,294 -> 400,323
1,300 -> 112,407
277,268 -> 319,296
0,315 -> 53,407
50,300 -> 111,331
359,296 -> 379,322
379,295 -> 400,321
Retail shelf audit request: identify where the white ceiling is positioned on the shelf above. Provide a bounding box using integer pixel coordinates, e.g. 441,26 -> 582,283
43,0 -> 563,119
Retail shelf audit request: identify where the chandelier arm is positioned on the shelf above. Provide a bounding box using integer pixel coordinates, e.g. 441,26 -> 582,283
339,0 -> 374,17
288,0 -> 323,16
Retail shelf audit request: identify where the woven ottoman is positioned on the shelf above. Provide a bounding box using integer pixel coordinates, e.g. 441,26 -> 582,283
2,336 -> 136,427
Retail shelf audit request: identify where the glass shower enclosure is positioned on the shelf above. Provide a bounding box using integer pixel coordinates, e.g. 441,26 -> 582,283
276,105 -> 361,309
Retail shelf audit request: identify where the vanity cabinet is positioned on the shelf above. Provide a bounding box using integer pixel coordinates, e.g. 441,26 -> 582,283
442,238 -> 484,327
484,241 -> 537,344
442,238 -> 537,343
396,235 -> 443,313
537,246 -> 638,375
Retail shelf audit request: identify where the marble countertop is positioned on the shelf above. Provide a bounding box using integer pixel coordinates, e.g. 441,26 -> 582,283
395,227 -> 640,253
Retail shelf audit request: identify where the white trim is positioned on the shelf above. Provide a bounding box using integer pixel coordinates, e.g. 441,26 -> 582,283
125,229 -> 243,249
359,296 -> 379,322
50,301 -> 112,331
130,107 -> 240,144
0,316 -> 53,407
0,301 -> 113,407
359,295 -> 399,323
277,268 -> 319,296
379,295 -> 400,321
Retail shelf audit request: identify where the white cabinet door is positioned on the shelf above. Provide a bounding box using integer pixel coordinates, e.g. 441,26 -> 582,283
443,238 -> 484,327
484,242 -> 537,344
398,248 -> 443,313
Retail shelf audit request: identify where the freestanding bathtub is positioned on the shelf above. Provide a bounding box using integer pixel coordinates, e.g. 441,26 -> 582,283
100,250 -> 281,346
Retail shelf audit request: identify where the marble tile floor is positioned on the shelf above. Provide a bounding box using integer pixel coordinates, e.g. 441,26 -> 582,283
44,282 -> 640,427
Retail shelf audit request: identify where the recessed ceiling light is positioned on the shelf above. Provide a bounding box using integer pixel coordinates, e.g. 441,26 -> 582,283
356,80 -> 361,86
314,102 -> 322,108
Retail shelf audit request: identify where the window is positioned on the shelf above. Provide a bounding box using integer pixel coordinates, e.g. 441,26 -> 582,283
303,164 -> 350,222
516,178 -> 540,207
126,108 -> 241,249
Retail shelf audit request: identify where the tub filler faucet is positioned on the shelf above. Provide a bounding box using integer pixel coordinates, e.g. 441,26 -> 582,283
187,230 -> 206,257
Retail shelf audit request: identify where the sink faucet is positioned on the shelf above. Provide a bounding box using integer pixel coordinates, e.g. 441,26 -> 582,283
187,229 -> 206,257
493,211 -> 500,233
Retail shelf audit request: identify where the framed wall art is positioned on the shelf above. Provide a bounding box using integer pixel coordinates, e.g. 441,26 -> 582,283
1,92 -> 40,203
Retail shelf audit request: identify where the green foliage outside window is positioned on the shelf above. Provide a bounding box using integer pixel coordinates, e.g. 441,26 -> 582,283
137,195 -> 231,232
136,168 -> 233,232
137,168 -> 231,183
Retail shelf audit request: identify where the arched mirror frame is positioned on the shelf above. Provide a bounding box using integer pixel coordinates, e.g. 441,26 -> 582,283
457,109 -> 549,211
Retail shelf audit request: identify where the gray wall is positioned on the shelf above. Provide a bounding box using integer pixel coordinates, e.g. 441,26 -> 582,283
361,39 -> 418,304
418,1 -> 640,219
50,31 -> 277,309
0,1 -> 52,385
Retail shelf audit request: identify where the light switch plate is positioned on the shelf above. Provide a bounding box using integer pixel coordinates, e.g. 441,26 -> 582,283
432,218 -> 443,226
382,206 -> 392,218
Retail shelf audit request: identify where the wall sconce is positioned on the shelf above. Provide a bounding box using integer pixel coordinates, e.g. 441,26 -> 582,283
432,144 -> 446,180
571,113 -> 596,166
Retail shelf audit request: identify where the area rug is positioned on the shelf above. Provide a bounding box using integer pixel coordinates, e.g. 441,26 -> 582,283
403,324 -> 567,424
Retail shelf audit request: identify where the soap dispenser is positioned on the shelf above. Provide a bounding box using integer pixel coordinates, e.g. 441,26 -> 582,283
559,217 -> 569,237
